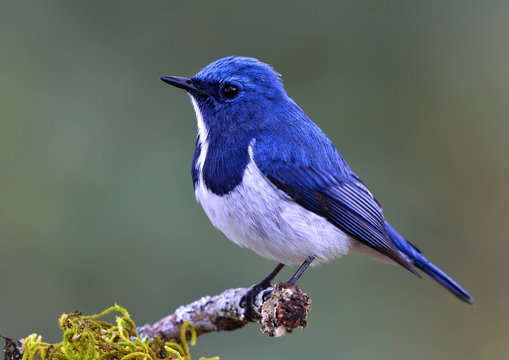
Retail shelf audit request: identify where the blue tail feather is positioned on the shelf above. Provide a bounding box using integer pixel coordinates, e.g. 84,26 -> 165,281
385,221 -> 473,304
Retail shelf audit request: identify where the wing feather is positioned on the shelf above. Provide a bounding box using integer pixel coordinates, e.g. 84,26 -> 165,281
255,143 -> 417,275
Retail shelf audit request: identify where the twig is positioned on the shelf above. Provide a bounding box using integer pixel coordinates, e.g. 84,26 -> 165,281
136,282 -> 311,342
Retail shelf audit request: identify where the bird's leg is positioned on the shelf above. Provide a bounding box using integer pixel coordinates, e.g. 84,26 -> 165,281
249,263 -> 285,299
242,263 -> 285,321
288,256 -> 315,285
260,263 -> 285,287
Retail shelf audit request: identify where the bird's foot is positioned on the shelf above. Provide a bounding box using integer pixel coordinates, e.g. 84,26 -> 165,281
241,280 -> 274,322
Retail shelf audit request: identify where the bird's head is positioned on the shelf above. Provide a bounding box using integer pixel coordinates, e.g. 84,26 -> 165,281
161,56 -> 292,135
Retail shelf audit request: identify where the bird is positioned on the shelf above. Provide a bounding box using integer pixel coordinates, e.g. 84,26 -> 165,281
160,56 -> 472,305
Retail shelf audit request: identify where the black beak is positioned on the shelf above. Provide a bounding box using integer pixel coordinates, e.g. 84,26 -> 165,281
160,76 -> 207,96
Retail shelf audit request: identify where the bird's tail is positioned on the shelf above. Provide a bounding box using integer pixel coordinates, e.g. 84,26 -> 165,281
385,221 -> 473,304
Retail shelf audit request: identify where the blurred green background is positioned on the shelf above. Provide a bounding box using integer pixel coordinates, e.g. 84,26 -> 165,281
1,1 -> 508,359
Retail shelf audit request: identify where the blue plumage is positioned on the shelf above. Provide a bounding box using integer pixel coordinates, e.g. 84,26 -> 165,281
161,56 -> 473,304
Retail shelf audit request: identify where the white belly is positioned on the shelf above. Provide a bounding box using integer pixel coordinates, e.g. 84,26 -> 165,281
195,155 -> 354,265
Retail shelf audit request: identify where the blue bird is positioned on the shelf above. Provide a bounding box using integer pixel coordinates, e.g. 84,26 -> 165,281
161,56 -> 472,304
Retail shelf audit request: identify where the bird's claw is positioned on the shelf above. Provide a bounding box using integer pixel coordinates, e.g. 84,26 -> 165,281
241,282 -> 274,322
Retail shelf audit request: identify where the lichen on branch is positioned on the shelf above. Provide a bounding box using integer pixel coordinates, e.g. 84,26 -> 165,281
137,282 -> 311,341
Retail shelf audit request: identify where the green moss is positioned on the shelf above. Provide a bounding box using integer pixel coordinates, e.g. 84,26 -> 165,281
21,305 -> 218,360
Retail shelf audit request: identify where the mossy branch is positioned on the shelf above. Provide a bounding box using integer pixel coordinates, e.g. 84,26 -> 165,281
3,283 -> 310,360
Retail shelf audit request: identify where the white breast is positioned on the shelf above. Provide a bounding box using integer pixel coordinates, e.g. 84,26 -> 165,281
194,143 -> 354,265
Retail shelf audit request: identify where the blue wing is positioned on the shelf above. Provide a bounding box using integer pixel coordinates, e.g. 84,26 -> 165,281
252,129 -> 418,275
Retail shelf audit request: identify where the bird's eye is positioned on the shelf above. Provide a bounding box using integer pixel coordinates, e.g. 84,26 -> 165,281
220,83 -> 240,100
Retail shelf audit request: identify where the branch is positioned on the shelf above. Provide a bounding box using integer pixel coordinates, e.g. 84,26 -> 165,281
2,283 -> 311,360
137,282 -> 311,341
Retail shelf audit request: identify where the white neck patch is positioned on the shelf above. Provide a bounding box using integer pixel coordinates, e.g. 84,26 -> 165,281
190,96 -> 209,177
